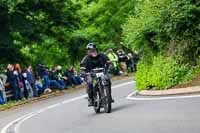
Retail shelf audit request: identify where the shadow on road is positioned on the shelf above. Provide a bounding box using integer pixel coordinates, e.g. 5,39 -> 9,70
87,100 -> 136,116
87,102 -> 135,116
112,102 -> 135,113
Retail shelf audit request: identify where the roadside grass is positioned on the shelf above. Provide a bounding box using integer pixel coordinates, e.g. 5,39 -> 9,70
0,100 -> 27,110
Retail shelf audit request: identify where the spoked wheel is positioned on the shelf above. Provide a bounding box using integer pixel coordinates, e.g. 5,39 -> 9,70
103,86 -> 112,113
93,92 -> 101,113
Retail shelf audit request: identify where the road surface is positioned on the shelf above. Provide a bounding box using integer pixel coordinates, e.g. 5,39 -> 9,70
0,78 -> 200,133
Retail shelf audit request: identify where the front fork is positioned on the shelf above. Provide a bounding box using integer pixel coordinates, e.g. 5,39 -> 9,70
92,77 -> 111,103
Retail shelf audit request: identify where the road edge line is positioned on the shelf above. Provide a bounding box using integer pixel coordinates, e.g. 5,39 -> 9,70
126,92 -> 200,101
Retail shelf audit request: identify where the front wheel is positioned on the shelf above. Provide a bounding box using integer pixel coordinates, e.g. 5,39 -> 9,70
103,86 -> 112,113
94,91 -> 101,113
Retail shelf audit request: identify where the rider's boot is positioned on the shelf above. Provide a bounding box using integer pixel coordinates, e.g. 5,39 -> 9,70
88,92 -> 94,107
87,83 -> 94,106
88,98 -> 94,106
111,97 -> 115,103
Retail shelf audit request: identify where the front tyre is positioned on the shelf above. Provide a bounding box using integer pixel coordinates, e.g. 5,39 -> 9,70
94,92 -> 101,113
103,86 -> 112,113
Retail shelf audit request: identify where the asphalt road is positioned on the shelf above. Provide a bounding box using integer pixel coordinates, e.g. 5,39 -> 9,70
1,78 -> 200,133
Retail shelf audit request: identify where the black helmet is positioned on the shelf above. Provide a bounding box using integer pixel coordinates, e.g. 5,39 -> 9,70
86,43 -> 97,50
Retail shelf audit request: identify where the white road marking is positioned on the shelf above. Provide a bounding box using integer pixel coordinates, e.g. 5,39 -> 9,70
0,113 -> 34,133
61,95 -> 87,104
112,81 -> 135,89
1,81 -> 135,133
126,91 -> 200,101
14,113 -> 35,132
127,90 -> 138,98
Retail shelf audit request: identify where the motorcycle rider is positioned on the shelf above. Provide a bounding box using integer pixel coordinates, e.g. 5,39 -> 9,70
80,43 -> 114,106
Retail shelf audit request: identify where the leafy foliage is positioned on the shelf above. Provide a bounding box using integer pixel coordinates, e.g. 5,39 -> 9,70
0,0 -> 138,66
135,56 -> 189,90
0,0 -> 80,66
123,0 -> 200,89
123,0 -> 200,64
73,0 -> 137,50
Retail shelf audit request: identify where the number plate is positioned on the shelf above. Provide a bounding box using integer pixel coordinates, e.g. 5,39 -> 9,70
96,72 -> 104,77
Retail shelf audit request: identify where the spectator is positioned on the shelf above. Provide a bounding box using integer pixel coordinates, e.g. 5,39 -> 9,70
64,69 -> 73,87
0,76 -> 6,104
0,74 -> 7,103
38,63 -> 51,90
49,67 -> 65,90
56,66 -> 67,88
6,64 -> 21,100
68,66 -> 83,85
38,62 -> 49,78
133,51 -> 140,71
26,65 -> 38,97
34,77 -> 46,96
106,49 -> 120,75
126,53 -> 134,72
117,49 -> 128,75
22,70 -> 34,99
14,64 -> 24,99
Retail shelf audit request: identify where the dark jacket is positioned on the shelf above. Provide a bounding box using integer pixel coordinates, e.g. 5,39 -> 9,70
117,51 -> 128,62
26,71 -> 35,85
80,53 -> 109,71
38,65 -> 48,78
6,70 -> 18,88
50,71 -> 59,80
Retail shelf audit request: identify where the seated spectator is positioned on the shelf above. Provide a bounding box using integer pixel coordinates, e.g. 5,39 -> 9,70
68,66 -> 83,85
6,64 -> 21,100
64,69 -> 73,87
56,66 -> 68,88
34,77 -> 51,96
49,67 -> 65,90
39,65 -> 63,91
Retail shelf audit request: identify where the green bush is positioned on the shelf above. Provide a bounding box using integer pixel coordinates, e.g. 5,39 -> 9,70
181,65 -> 200,83
123,0 -> 200,91
123,0 -> 200,65
135,56 -> 189,91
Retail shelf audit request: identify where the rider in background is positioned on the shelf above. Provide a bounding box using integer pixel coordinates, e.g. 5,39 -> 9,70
80,43 -> 114,106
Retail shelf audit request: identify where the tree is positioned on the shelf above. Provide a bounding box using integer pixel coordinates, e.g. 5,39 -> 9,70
72,0 -> 137,52
0,0 -> 80,66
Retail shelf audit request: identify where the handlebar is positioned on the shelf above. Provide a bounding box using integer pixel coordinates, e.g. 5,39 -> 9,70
91,68 -> 104,72
85,68 -> 105,76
